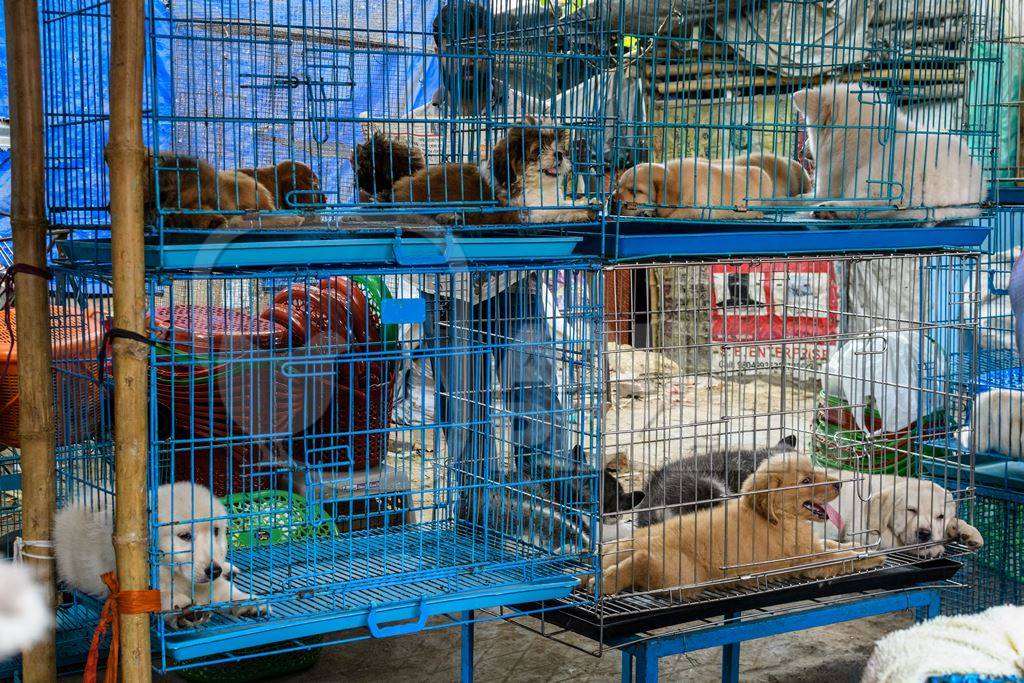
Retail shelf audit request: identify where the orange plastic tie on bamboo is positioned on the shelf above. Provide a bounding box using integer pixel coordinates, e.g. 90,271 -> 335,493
83,572 -> 161,683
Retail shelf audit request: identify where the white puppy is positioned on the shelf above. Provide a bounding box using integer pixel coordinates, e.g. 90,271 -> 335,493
961,388 -> 1024,459
54,482 -> 268,629
0,561 -> 50,659
815,473 -> 983,558
793,82 -> 983,224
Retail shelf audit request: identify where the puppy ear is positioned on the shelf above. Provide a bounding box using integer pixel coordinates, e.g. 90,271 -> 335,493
741,469 -> 782,524
866,489 -> 894,540
793,88 -> 832,127
778,434 -> 798,449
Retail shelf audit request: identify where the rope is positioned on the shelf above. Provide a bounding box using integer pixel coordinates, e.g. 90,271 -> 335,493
83,572 -> 162,683
95,327 -> 157,388
0,263 -> 54,390
11,537 -> 54,562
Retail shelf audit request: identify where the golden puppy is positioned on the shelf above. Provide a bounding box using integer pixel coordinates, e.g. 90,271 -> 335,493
743,152 -> 813,198
238,161 -> 325,208
613,158 -> 776,220
597,454 -> 884,597
142,150 -> 303,229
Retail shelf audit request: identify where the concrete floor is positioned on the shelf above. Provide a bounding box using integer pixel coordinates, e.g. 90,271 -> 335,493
138,610 -> 912,682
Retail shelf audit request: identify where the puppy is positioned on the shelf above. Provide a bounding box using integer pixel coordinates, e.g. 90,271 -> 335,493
743,152 -> 813,198
0,562 -> 50,659
613,158 -> 776,220
597,454 -> 883,597
489,120 -> 596,223
792,82 -> 984,224
632,435 -> 798,527
353,132 -> 426,200
817,474 -> 983,558
144,150 -> 302,229
960,388 -> 1024,458
388,162 -> 522,224
54,482 -> 268,629
238,161 -> 325,208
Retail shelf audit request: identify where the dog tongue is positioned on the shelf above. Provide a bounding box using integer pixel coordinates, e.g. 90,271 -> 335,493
822,502 -> 845,533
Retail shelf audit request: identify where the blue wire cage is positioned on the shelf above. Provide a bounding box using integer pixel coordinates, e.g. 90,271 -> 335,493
38,0 -> 1006,265
49,261 -> 604,672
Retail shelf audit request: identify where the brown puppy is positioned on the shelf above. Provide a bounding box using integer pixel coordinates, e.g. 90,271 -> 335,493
388,162 -> 521,224
742,152 -> 813,198
597,453 -> 883,597
613,158 -> 776,220
238,161 -> 325,208
143,150 -> 278,229
353,132 -> 426,200
488,121 -> 595,223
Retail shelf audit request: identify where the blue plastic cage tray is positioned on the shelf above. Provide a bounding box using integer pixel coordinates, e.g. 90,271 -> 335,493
157,521 -> 585,663
55,235 -> 584,269
921,438 -> 1024,492
597,219 -> 990,260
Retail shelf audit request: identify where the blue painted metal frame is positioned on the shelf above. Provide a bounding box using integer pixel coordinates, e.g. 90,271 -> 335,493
614,589 -> 941,683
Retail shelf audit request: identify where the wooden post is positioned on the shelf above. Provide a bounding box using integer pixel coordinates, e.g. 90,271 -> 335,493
108,0 -> 153,679
4,0 -> 57,680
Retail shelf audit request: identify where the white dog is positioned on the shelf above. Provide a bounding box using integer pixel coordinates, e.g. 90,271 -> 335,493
960,388 -> 1024,459
793,82 -> 983,224
0,561 -> 50,659
815,473 -> 983,558
54,482 -> 268,629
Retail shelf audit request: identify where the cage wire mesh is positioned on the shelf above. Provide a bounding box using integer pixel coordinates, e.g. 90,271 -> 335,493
504,252 -> 983,651
47,263 -> 605,670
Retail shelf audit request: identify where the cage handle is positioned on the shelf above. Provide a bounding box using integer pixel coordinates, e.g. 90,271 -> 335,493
366,596 -> 435,637
988,270 -> 1010,296
393,235 -> 451,266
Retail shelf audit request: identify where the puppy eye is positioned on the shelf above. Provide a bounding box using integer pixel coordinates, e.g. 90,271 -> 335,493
906,508 -> 916,514
214,527 -> 220,537
936,514 -> 944,520
177,531 -> 192,542
800,477 -> 812,484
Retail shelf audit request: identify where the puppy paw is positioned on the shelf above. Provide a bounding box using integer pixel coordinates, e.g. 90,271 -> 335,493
230,602 -> 271,619
946,519 -> 984,549
167,607 -> 211,630
858,554 -> 886,570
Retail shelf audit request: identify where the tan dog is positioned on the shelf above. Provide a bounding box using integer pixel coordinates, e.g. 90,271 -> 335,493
613,158 -> 776,220
596,454 -> 884,597
743,152 -> 813,198
143,150 -> 302,229
238,161 -> 325,208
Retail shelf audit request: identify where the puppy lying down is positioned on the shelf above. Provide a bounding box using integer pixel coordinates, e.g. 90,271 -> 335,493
54,482 -> 268,629
595,454 -> 882,597
613,152 -> 810,220
814,473 -> 984,558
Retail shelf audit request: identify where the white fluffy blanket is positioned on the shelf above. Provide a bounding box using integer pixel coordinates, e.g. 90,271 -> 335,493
861,606 -> 1024,683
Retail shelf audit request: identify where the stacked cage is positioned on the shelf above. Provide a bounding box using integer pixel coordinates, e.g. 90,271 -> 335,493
34,0 -> 1007,672
38,0 -> 614,673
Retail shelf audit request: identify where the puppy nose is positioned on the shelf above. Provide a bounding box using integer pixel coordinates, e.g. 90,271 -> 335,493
205,564 -> 222,581
555,151 -> 565,163
916,529 -> 932,542
832,482 -> 841,492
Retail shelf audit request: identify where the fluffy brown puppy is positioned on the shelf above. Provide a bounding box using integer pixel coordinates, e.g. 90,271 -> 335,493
388,162 -> 521,224
597,453 -> 884,597
353,132 -> 426,200
143,150 -> 277,229
238,161 -> 325,208
613,158 -> 776,220
488,120 -> 595,223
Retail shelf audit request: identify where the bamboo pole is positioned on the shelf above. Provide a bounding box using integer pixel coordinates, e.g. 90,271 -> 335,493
3,0 -> 57,680
107,0 -> 153,678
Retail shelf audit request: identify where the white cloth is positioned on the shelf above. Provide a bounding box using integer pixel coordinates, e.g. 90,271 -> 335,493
862,606 -> 1024,683
823,330 -> 947,434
